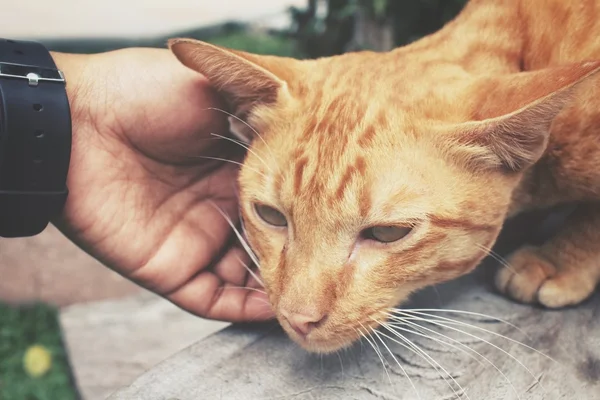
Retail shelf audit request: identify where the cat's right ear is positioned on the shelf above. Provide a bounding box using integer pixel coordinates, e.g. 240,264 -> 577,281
444,61 -> 600,173
169,38 -> 296,137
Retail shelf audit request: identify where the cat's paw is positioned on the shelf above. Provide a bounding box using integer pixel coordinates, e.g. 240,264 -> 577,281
495,246 -> 596,308
495,246 -> 556,304
535,273 -> 596,308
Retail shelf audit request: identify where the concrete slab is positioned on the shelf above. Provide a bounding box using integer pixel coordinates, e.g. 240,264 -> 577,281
0,225 -> 140,307
107,268 -> 600,400
60,291 -> 229,400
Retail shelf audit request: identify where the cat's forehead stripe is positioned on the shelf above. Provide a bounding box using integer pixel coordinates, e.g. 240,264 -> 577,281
357,125 -> 377,148
293,157 -> 308,196
331,158 -> 362,205
429,215 -> 496,233
281,115 -> 384,214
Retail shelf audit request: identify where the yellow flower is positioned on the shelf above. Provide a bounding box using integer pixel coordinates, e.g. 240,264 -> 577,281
23,344 -> 52,378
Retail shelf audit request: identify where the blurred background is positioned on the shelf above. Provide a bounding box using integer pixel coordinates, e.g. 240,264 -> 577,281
1,1 -> 467,399
5,0 -> 468,56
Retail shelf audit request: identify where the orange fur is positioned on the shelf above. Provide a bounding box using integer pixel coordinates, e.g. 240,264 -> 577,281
169,0 -> 600,353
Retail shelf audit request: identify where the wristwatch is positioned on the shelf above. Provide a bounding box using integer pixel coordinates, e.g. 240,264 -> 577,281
0,39 -> 71,237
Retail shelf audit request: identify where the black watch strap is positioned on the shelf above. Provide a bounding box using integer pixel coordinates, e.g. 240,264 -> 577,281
0,39 -> 71,237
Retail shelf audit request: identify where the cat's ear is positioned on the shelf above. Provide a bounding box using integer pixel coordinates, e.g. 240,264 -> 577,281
448,61 -> 600,172
169,38 -> 296,121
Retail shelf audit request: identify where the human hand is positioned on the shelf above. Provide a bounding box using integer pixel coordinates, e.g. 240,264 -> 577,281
51,47 -> 274,322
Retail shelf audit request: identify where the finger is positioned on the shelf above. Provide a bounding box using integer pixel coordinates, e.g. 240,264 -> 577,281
168,271 -> 275,323
129,205 -> 236,294
245,270 -> 265,289
212,245 -> 254,287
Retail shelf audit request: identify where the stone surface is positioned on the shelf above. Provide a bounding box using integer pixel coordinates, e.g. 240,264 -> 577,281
60,291 -> 229,400
107,264 -> 600,400
0,225 -> 140,307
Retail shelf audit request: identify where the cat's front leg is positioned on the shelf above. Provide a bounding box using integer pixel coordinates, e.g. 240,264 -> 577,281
495,203 -> 600,308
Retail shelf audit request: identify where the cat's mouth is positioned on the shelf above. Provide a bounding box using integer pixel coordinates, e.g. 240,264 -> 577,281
278,313 -> 383,354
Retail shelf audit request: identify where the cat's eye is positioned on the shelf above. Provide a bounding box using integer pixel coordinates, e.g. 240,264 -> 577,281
254,204 -> 287,227
363,226 -> 412,243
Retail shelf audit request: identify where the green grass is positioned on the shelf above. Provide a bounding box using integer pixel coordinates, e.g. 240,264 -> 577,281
0,302 -> 77,400
208,32 -> 301,57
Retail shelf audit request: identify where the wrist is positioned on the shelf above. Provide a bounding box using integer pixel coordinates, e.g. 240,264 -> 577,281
50,52 -> 93,137
0,40 -> 74,236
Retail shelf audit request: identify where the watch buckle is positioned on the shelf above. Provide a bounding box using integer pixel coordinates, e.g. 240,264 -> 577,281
0,62 -> 65,87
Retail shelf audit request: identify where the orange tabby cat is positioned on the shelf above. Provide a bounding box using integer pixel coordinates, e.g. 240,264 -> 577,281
169,0 -> 600,353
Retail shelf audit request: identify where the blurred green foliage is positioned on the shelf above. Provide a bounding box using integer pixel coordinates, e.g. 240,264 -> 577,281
43,22 -> 299,57
43,0 -> 469,59
209,32 -> 299,57
290,0 -> 469,58
0,302 -> 77,400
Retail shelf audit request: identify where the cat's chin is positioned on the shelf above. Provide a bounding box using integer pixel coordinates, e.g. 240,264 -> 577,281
292,337 -> 353,354
282,327 -> 358,354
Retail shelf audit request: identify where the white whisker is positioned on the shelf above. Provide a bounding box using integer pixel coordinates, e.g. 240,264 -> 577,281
475,243 -> 520,276
249,298 -> 273,307
246,308 -> 275,323
390,323 -> 485,367
233,253 -> 265,287
356,325 -> 393,385
205,107 -> 277,161
222,286 -> 267,295
210,202 -> 262,270
387,311 -> 546,395
398,309 -> 555,363
190,155 -> 267,178
372,330 -> 422,399
403,308 -> 527,335
320,354 -> 324,375
336,351 -> 344,378
387,317 -> 521,400
210,132 -> 273,173
375,321 -> 466,400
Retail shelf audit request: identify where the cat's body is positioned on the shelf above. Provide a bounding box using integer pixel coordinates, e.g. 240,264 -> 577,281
170,0 -> 600,353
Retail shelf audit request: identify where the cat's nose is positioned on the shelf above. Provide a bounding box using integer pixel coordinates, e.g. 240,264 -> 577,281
280,309 -> 327,338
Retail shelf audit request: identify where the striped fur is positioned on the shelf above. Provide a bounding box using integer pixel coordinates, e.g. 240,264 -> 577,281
170,0 -> 600,353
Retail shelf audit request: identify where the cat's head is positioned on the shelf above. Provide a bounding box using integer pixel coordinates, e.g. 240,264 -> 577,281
170,38 -> 600,353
